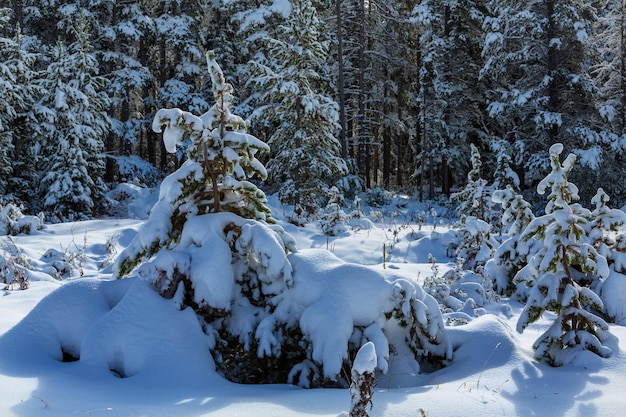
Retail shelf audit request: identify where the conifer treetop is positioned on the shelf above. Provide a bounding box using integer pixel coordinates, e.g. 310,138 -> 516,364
537,143 -> 579,213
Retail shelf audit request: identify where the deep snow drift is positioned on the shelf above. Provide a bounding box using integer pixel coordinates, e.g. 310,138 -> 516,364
1,196 -> 626,417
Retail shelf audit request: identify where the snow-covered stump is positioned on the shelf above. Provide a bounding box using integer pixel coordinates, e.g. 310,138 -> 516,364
349,342 -> 377,417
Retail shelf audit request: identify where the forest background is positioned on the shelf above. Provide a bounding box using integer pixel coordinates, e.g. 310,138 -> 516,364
0,0 -> 625,222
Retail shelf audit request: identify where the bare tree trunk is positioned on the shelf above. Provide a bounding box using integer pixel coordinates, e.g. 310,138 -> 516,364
12,0 -> 23,27
336,0 -> 348,159
357,0 -> 368,187
619,1 -> 626,135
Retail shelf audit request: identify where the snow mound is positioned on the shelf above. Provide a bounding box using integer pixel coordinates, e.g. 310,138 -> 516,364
0,278 -> 216,382
434,314 -> 523,383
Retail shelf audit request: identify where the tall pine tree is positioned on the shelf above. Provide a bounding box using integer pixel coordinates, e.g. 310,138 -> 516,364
481,0 -> 607,202
412,0 -> 487,197
37,16 -> 110,220
249,0 -> 347,217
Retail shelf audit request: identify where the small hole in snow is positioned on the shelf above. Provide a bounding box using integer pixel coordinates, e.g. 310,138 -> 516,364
61,347 -> 79,363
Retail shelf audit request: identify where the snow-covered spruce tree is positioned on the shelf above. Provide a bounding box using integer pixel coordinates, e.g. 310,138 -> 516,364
115,53 -> 451,388
491,139 -> 520,192
516,143 -> 612,366
0,15 -> 42,202
486,185 -> 536,295
451,144 -> 496,270
586,2 -> 626,206
481,0 -> 610,204
587,188 -> 626,324
411,0 -> 487,197
115,50 -> 273,278
37,17 -> 110,221
0,13 -> 19,195
248,0 -> 348,218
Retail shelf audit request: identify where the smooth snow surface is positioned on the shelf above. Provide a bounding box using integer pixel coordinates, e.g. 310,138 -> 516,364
1,196 -> 626,417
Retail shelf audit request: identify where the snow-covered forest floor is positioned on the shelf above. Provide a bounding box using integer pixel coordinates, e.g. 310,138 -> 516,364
1,191 -> 625,417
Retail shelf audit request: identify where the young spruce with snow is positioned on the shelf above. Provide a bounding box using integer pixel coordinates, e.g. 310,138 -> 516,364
113,52 -> 451,387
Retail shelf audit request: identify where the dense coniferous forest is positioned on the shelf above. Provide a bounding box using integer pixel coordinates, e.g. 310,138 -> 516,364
0,0 -> 625,220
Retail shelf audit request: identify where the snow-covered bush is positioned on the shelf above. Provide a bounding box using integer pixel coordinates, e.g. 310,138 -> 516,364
115,53 -> 451,388
515,144 -> 613,366
108,154 -> 160,187
41,244 -> 86,280
0,202 -> 44,235
364,187 -> 391,208
0,238 -> 32,290
423,255 -> 489,324
106,183 -> 156,220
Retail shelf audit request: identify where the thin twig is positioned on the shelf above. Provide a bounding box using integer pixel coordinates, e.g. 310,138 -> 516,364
477,342 -> 501,389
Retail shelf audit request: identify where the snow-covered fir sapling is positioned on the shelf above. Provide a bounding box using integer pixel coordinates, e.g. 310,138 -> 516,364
515,143 -> 612,366
587,188 -> 626,324
318,187 -> 350,236
485,185 -> 536,295
114,51 -> 273,277
451,144 -> 496,271
452,144 -> 493,222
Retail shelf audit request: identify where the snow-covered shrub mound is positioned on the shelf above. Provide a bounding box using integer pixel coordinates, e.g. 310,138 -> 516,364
283,249 -> 451,386
423,257 -> 489,325
127,211 -> 450,388
437,314 -> 522,383
106,183 -> 158,220
0,203 -> 44,235
109,52 -> 450,388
